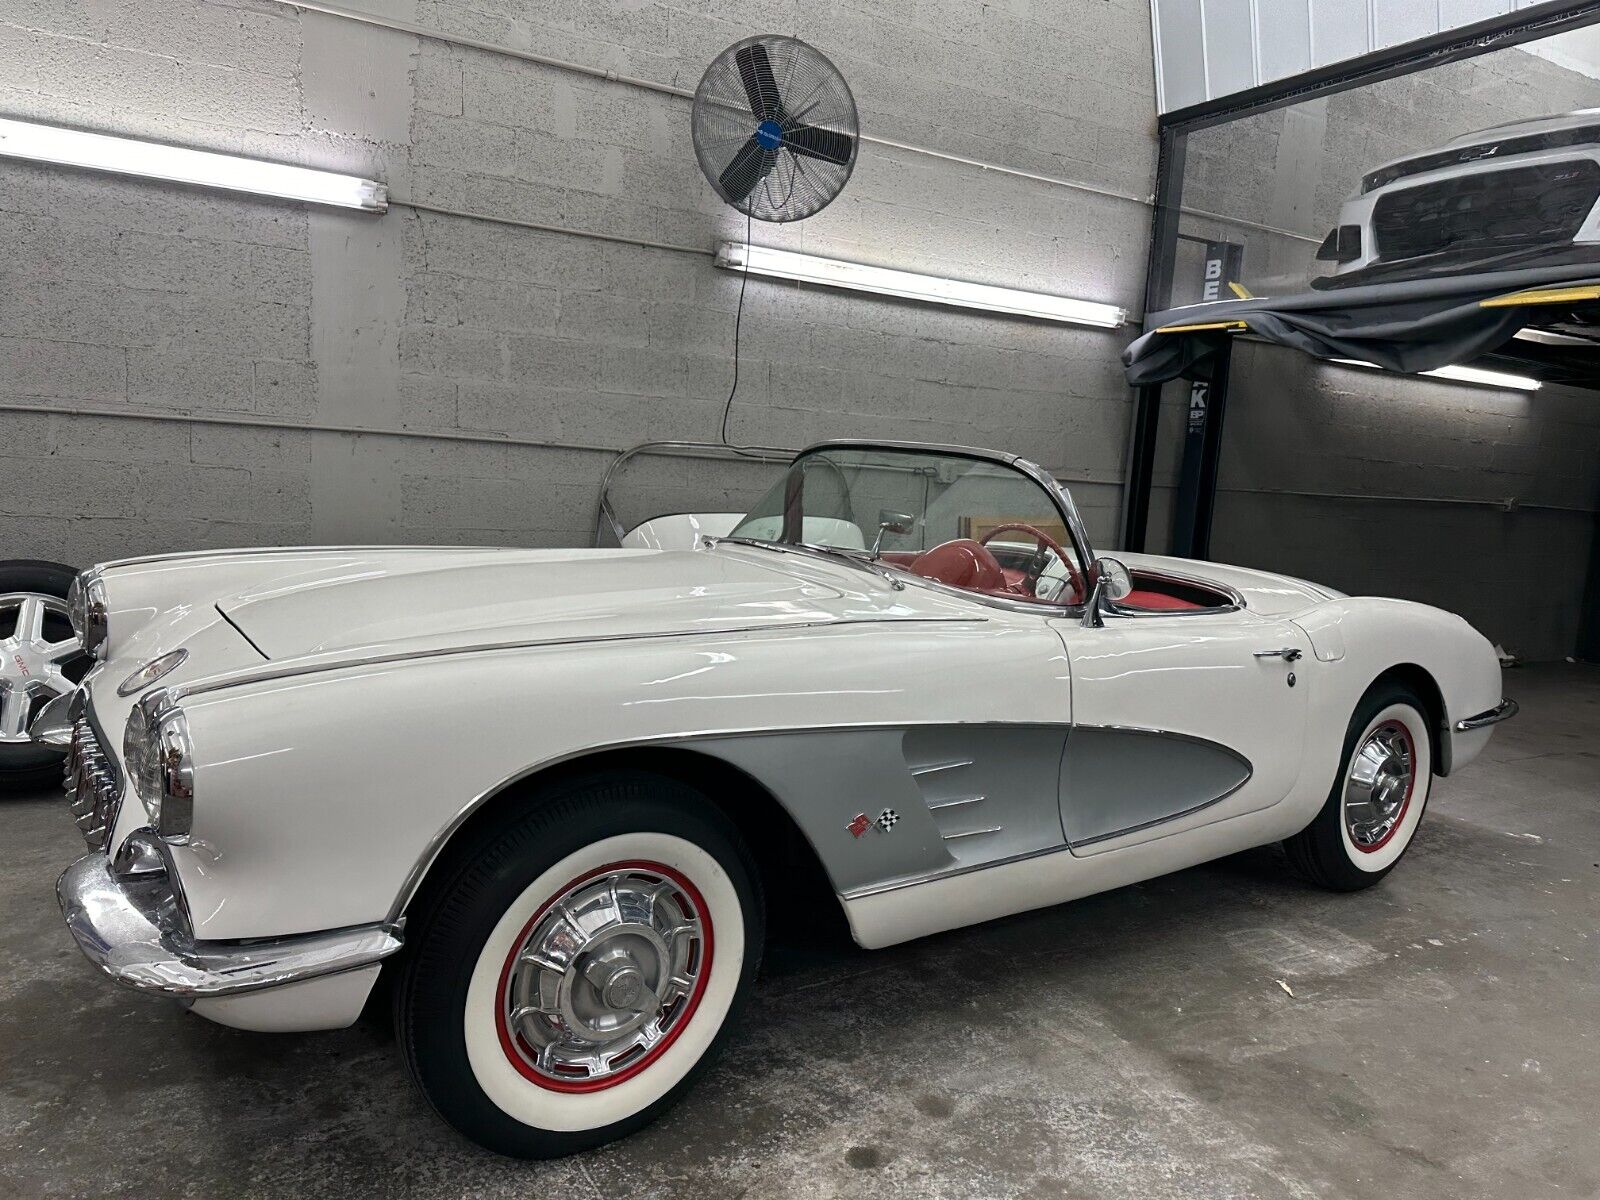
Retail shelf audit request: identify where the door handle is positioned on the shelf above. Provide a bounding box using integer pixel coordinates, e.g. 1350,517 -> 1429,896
1253,647 -> 1302,662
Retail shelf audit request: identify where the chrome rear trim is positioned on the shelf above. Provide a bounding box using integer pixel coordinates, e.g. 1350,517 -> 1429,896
1455,698 -> 1519,732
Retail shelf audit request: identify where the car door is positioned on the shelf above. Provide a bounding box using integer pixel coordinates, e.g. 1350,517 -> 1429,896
1050,607 -> 1312,855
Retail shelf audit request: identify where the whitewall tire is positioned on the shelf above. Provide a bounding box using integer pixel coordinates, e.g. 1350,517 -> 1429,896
394,771 -> 763,1158
1284,684 -> 1434,891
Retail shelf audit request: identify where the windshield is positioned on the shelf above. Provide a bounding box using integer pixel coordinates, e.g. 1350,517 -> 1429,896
728,446 -> 1087,605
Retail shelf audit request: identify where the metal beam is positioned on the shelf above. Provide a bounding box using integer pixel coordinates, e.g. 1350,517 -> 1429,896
1118,125 -> 1188,553
1161,0 -> 1600,136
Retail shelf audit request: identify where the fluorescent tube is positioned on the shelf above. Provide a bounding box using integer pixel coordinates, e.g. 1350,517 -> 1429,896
1332,358 -> 1541,392
717,243 -> 1125,329
0,117 -> 386,212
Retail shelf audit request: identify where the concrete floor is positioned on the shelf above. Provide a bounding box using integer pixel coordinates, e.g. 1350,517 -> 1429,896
3,664 -> 1596,1199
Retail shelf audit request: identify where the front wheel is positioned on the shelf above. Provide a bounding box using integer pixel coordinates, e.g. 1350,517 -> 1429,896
1284,683 -> 1434,891
394,772 -> 763,1158
1,560 -> 89,793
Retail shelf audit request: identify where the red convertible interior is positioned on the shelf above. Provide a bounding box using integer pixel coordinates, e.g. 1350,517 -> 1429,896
884,539 -> 1221,611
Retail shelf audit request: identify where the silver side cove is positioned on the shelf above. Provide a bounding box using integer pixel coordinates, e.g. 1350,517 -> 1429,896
1061,726 -> 1253,849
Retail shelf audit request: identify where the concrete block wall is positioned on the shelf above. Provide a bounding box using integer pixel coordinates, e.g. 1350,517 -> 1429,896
0,0 -> 1158,565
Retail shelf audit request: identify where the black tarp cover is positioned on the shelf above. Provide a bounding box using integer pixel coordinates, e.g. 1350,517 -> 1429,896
1123,262 -> 1600,386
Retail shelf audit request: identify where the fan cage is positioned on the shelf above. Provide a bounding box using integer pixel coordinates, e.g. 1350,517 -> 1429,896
691,34 -> 859,223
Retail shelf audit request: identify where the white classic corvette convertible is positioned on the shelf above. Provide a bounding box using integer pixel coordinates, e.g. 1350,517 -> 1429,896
41,440 -> 1515,1158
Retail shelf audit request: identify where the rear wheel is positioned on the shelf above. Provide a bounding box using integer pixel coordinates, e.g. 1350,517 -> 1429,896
0,561 -> 88,793
1284,683 -> 1433,891
394,771 -> 763,1158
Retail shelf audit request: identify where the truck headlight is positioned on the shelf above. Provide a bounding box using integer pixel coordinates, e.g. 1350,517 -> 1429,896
123,692 -> 195,842
67,572 -> 109,660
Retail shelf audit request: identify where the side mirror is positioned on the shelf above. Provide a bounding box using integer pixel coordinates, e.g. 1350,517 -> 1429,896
1081,556 -> 1133,628
870,510 -> 916,557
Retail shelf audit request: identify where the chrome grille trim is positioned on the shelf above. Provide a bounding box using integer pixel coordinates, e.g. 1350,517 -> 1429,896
64,715 -> 122,851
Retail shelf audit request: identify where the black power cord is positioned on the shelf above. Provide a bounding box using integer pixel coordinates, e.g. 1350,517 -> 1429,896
719,206 -> 752,447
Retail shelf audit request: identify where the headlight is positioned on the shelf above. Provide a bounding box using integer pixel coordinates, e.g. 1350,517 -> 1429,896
68,572 -> 109,660
123,691 -> 195,842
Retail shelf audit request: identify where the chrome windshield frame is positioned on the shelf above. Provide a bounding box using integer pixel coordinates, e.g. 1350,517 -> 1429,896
716,439 -> 1102,618
758,438 -> 1100,575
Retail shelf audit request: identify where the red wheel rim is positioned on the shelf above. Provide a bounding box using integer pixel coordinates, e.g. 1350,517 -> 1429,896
1347,720 -> 1417,854
493,860 -> 714,1093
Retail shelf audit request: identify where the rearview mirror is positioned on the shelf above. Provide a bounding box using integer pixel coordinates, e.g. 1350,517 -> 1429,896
1082,556 -> 1133,628
877,509 -> 915,536
870,510 -> 916,557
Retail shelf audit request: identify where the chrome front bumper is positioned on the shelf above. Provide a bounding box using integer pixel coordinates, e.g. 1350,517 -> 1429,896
57,850 -> 402,998
1454,697 -> 1519,732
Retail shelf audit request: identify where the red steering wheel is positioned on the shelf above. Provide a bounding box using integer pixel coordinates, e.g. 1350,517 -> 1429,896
978,523 -> 1086,603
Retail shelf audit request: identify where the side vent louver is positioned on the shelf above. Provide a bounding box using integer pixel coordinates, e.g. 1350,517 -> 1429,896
909,757 -> 1002,844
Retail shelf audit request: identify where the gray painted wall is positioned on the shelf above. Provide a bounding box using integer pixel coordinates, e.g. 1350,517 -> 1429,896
0,0 -> 1157,564
1147,342 -> 1600,661
1159,42 -> 1600,660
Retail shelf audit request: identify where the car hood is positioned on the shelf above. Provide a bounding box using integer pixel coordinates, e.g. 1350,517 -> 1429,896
210,545 -> 962,660
1446,107 -> 1600,147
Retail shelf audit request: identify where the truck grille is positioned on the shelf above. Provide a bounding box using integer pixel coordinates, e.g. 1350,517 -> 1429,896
1372,161 -> 1600,265
65,715 -> 122,851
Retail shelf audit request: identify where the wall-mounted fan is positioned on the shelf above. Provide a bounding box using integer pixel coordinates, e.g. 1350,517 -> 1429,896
691,35 -> 859,222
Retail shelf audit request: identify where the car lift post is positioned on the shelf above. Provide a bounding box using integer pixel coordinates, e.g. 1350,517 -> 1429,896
1168,338 -> 1233,560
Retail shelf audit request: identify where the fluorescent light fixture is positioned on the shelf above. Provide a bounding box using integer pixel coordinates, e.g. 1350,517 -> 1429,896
0,117 -> 386,212
1331,358 -> 1541,392
717,243 -> 1125,329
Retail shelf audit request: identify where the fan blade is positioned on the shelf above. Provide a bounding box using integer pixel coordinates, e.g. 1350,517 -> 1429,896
783,123 -> 854,166
736,43 -> 781,120
719,137 -> 776,203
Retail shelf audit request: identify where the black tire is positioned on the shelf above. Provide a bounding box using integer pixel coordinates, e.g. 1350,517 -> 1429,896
393,770 -> 764,1159
1284,682 -> 1434,891
0,560 -> 84,792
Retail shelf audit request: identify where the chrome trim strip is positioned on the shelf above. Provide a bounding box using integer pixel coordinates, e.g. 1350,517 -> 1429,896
1105,567 -> 1247,618
843,842 -> 1073,899
941,825 -> 1003,841
927,795 -> 986,812
172,614 -> 987,700
1454,697 -> 1519,732
910,758 -> 974,777
96,544 -> 496,571
1066,787 -> 1243,848
57,852 -> 402,998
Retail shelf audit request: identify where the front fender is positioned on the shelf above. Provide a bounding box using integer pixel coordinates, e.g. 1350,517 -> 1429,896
161,615 -> 1067,941
1292,596 -> 1504,776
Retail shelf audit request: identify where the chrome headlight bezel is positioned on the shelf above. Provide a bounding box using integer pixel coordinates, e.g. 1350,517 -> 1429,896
122,691 -> 195,842
68,572 -> 109,660
117,648 -> 189,698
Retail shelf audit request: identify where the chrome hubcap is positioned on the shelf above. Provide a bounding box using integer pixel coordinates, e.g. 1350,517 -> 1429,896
1344,720 -> 1415,850
502,867 -> 707,1085
0,593 -> 82,745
